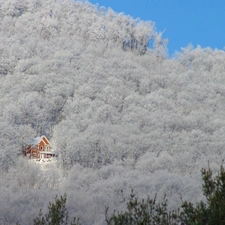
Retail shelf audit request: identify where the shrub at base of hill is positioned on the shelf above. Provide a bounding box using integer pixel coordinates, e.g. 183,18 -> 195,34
106,163 -> 225,225
180,162 -> 225,225
105,190 -> 179,225
19,194 -> 80,225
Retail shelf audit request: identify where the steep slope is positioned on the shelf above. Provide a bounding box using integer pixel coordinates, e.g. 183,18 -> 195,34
1,0 -> 225,224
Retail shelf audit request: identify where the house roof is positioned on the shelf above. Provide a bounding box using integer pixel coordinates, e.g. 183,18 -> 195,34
28,137 -> 42,145
27,135 -> 50,146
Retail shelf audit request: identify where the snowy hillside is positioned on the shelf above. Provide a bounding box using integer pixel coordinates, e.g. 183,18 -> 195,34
1,0 -> 225,224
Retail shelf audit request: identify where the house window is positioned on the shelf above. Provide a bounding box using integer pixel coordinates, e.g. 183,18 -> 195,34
40,146 -> 43,151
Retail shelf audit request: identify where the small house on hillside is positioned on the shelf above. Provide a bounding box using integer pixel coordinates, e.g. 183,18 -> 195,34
22,135 -> 57,159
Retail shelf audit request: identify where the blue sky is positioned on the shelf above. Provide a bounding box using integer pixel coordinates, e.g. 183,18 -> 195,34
88,0 -> 225,56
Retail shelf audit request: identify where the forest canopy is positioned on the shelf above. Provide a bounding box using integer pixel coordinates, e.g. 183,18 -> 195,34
1,0 -> 225,224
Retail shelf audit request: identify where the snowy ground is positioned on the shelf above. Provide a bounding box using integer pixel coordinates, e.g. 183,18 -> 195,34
28,158 -> 58,171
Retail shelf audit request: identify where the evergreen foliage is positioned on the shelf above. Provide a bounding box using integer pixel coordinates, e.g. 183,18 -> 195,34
33,194 -> 80,225
106,164 -> 225,225
105,190 -> 179,225
181,163 -> 225,225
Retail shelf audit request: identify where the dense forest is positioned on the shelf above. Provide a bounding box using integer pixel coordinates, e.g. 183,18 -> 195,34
1,0 -> 225,224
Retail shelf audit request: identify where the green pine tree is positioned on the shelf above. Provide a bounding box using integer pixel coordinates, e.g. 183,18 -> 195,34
105,190 -> 179,225
181,162 -> 225,225
33,194 -> 80,225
